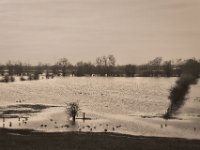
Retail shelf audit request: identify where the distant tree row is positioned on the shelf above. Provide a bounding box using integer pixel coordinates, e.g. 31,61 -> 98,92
0,56 -> 200,78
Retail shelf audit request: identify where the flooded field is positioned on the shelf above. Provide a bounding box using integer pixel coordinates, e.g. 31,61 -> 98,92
0,77 -> 200,139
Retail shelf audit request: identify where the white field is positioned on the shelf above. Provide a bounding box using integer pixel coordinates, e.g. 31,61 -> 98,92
0,77 -> 200,139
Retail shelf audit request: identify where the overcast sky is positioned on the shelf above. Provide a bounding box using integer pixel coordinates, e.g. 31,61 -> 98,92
0,0 -> 200,65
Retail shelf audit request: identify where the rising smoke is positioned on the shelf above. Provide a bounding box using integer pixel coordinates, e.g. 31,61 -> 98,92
164,59 -> 200,119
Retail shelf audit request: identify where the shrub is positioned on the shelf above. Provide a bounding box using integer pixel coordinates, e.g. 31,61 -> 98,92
10,76 -> 15,82
20,76 -> 26,81
0,76 -> 10,82
28,74 -> 32,80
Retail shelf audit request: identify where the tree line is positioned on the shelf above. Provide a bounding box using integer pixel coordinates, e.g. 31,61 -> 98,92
0,55 -> 200,79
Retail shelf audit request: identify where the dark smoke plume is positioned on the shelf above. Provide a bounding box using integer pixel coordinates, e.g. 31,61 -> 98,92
164,59 -> 200,119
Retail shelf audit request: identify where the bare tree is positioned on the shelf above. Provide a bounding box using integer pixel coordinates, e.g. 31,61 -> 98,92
56,58 -> 71,76
96,57 -> 103,66
148,57 -> 163,76
125,64 -> 136,77
95,55 -> 116,76
108,55 -> 116,67
163,61 -> 172,77
67,102 -> 80,122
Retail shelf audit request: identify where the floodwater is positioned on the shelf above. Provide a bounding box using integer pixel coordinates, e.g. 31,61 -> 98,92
0,77 -> 200,139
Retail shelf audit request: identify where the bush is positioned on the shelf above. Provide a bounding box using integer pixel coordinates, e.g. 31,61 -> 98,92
0,76 -> 15,83
20,76 -> 26,81
28,74 -> 32,80
10,76 -> 15,82
33,72 -> 39,80
4,76 -> 9,82
0,76 -> 9,82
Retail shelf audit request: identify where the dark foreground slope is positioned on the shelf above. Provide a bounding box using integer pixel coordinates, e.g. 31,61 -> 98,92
0,128 -> 200,150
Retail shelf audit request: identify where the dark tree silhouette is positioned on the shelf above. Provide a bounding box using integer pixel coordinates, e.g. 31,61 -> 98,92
67,102 -> 80,122
56,58 -> 71,76
164,59 -> 200,119
125,64 -> 136,77
163,61 -> 172,77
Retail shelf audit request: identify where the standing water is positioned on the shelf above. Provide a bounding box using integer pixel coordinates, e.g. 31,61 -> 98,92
0,77 -> 200,139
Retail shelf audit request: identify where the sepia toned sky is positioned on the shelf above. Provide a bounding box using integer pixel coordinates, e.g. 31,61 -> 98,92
0,0 -> 200,65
